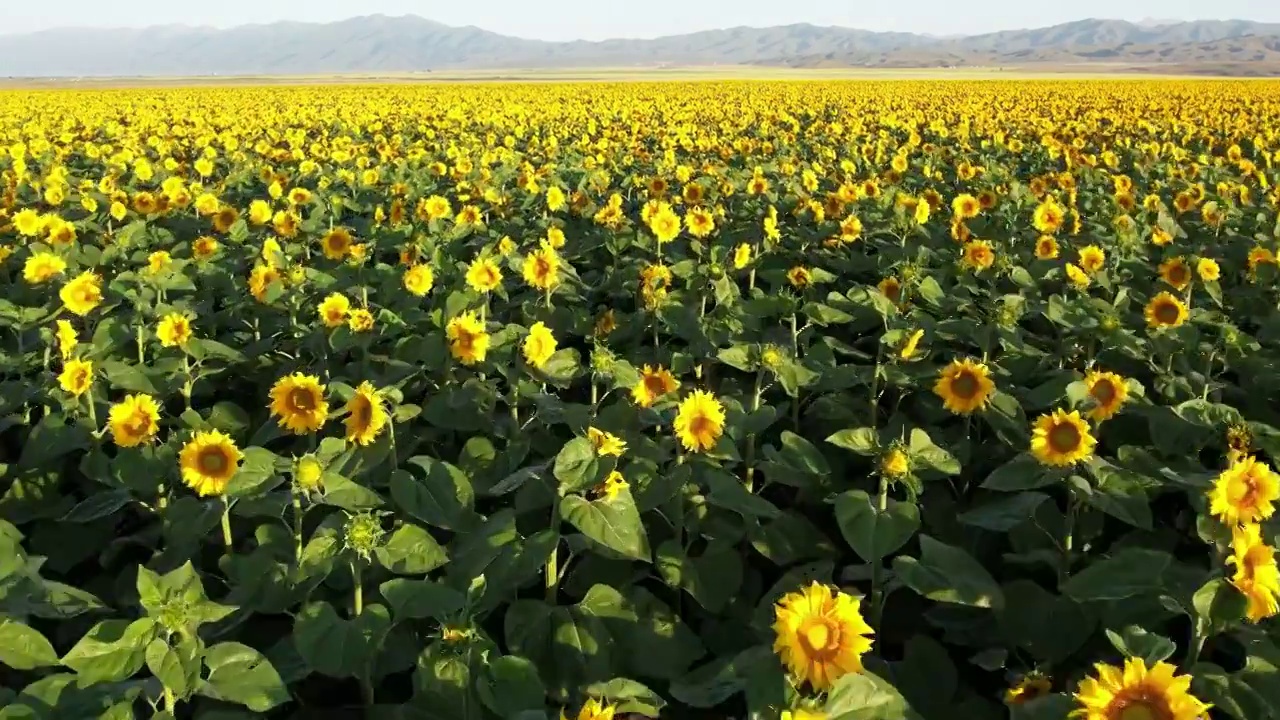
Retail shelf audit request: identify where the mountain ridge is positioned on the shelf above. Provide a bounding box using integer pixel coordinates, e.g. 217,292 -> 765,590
2,14 -> 1279,77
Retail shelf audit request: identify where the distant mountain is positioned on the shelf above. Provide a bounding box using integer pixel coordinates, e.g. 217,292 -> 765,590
1,14 -> 1279,77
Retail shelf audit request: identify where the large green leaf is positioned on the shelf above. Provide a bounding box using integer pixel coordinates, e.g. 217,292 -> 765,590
201,641 -> 291,712
834,490 -> 920,563
893,535 -> 1004,609
0,618 -> 59,670
560,488 -> 650,561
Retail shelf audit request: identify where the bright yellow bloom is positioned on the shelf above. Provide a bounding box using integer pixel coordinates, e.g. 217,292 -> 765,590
1078,245 -> 1106,274
673,390 -> 726,453
108,394 -> 161,447
773,582 -> 874,692
156,313 -> 192,348
447,312 -> 490,365
952,193 -> 980,219
1229,523 -> 1280,622
347,308 -> 375,333
321,227 -> 354,260
318,293 -> 351,328
1084,370 -> 1128,422
648,203 -> 682,243
559,698 -> 615,720
23,252 -> 66,284
881,448 -> 910,477
55,320 -> 77,360
465,257 -> 503,293
961,239 -> 995,271
1197,257 -> 1221,282
522,244 -> 561,292
733,243 -> 752,269
631,365 -> 678,407
268,373 -> 329,435
248,199 -> 272,225
787,266 -> 812,289
523,322 -> 557,369
933,359 -> 995,414
588,427 -> 627,457
179,430 -> 243,497
1032,197 -> 1065,233
1159,257 -> 1191,290
344,381 -> 388,447
1073,658 -> 1209,720
1030,409 -> 1096,466
1144,292 -> 1188,329
1209,455 -> 1280,526
899,329 -> 924,360
403,264 -> 435,297
58,358 -> 94,397
1005,673 -> 1052,705
59,271 -> 103,316
294,455 -> 324,491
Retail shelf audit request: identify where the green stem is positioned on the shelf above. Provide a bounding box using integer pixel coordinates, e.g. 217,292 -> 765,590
744,369 -> 764,491
220,497 -> 232,549
871,473 -> 890,629
85,392 -> 98,430
352,560 -> 364,615
1059,496 -> 1077,586
292,488 -> 304,565
162,687 -> 175,711
546,496 -> 562,603
791,313 -> 801,431
136,324 -> 145,364
510,385 -> 520,430
869,347 -> 883,428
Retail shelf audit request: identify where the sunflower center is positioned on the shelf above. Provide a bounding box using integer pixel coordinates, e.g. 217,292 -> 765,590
798,617 -> 840,657
644,375 -> 668,396
1092,380 -> 1116,404
455,329 -> 476,352
1154,301 -> 1180,324
689,414 -> 713,440
534,257 -> 550,278
951,371 -> 980,400
1110,695 -> 1172,720
126,411 -> 152,437
353,399 -> 372,428
198,448 -> 227,475
289,388 -> 316,412
1048,422 -> 1082,454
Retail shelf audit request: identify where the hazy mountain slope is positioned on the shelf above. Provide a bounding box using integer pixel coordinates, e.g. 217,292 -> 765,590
0,14 -> 1278,77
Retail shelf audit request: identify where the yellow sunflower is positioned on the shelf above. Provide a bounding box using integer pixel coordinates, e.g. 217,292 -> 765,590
55,319 -> 77,360
344,381 -> 388,447
155,313 -> 192,348
1078,245 -> 1106,274
787,266 -> 812,289
1084,371 -> 1128,422
952,193 -> 981,219
321,227 -> 354,260
23,252 -> 66,285
1073,658 -> 1210,720
772,582 -> 874,691
1229,522 -> 1280,622
899,329 -> 925,360
522,243 -> 561,292
733,243 -> 752,269
880,448 -> 910,477
1066,263 -> 1091,289
268,373 -> 329,435
673,390 -> 726,453
403,264 -> 435,297
933,359 -> 995,414
447,312 -> 490,365
1208,455 -> 1280,526
1144,292 -> 1188,329
1030,409 -> 1096,466
179,430 -> 243,497
60,271 -> 103,316
560,698 -> 616,720
587,427 -> 627,457
523,322 -> 557,369
1033,198 -> 1065,233
348,308 -> 375,333
962,239 -> 995,272
318,293 -> 351,328
631,365 -> 679,407
1159,257 -> 1191,291
294,455 -> 324,492
781,710 -> 827,720
1034,235 -> 1059,260
1005,673 -> 1053,705
58,358 -> 94,397
465,257 -> 503,293
594,470 -> 629,501
1197,257 -> 1221,282
108,394 -> 161,448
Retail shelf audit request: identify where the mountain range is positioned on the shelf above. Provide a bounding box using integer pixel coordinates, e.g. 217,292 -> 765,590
2,15 -> 1280,77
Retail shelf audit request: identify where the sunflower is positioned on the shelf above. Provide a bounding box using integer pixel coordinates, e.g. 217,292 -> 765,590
1033,198 -> 1065,233
898,329 -> 925,360
1073,658 -> 1210,720
1030,409 -> 1096,466
248,264 -> 281,303
146,251 -> 171,274
772,582 -> 874,691
318,293 -> 351,328
673,390 -> 726,453
1197,257 -> 1220,282
1144,292 -> 1188,329
1084,371 -> 1128,422
1158,257 -> 1191,290
212,206 -> 239,234
1005,673 -> 1053,705
179,430 -> 243,497
59,271 -> 103,316
156,313 -> 192,348
962,240 -> 995,271
294,455 -> 324,492
951,193 -> 981,219
587,427 -> 627,457
686,207 -> 716,238
465,257 -> 503,293
933,359 -> 995,414
23,252 -> 67,285
631,365 -> 679,407
1229,523 -> 1280,622
55,319 -> 77,360
1034,235 -> 1059,260
649,204 -> 682,243
403,264 -> 435,297
594,471 -> 629,501
447,312 -> 490,365
593,309 -> 616,338
523,322 -> 557,369
321,227 -> 354,260
560,698 -> 616,720
878,276 -> 902,304
1078,245 -> 1106,274
522,243 -> 561,291
787,266 -> 812,289
58,358 -> 93,397
108,394 -> 161,447
781,710 -> 827,720
268,373 -> 329,435
1208,455 -> 1280,526
733,243 -> 752,269
880,448 -> 910,477
344,381 -> 388,447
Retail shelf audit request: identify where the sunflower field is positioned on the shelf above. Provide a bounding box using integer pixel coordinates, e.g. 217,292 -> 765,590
3,79 -> 1280,720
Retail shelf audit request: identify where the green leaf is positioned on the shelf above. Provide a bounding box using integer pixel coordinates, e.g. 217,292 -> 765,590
553,438 -> 606,495
561,489 -> 650,562
823,671 -> 914,720
1193,578 -> 1249,632
704,469 -> 780,519
61,618 -> 157,683
908,428 -> 960,475
577,584 -> 705,681
374,523 -> 449,575
100,360 -> 159,394
0,618 -> 59,670
1062,548 -> 1172,602
292,601 -> 391,679
834,490 -> 920,563
827,427 -> 879,455
61,489 -> 134,523
145,637 -> 200,699
225,447 -> 283,498
476,655 -> 546,718
982,453 -> 1055,491
201,642 -> 291,712
778,431 -> 831,475
716,344 -> 754,372
1106,625 -> 1177,665
392,457 -> 477,530
958,492 -> 1050,531
379,578 -> 466,622
893,535 -> 1005,609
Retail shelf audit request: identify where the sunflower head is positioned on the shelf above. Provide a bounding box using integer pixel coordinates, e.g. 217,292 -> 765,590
522,322 -> 558,369
522,245 -> 561,291
1005,672 -> 1052,705
1073,657 -> 1210,720
772,581 -> 875,691
268,373 -> 329,435
1159,257 -> 1191,290
631,365 -> 678,408
673,390 -> 726,453
108,394 -> 161,448
1030,409 -> 1097,467
347,308 -> 375,333
465,257 -> 503,293
587,427 -> 627,457
321,227 -> 354,260
1228,522 -> 1280,622
403,264 -> 435,297
343,381 -> 388,447
179,430 -> 243,497
1035,235 -> 1059,259
58,358 -> 94,397
560,697 -> 616,720
446,312 -> 490,366
1084,371 -> 1129,422
1144,292 -> 1188,329
933,359 -> 996,415
787,266 -> 813,289
156,313 -> 193,348
318,293 -> 351,328
294,454 -> 324,492
60,271 -> 103,316
1208,455 -> 1280,526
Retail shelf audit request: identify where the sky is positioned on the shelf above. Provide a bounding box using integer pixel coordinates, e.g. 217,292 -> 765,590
3,0 -> 1280,39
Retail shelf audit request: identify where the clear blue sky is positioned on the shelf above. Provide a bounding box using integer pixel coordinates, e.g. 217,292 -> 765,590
3,0 -> 1279,39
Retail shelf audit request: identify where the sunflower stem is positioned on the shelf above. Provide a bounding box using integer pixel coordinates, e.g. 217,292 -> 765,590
352,559 -> 364,616
546,497 -> 561,603
220,498 -> 232,550
744,369 -> 764,491
791,312 -> 801,431
292,488 -> 304,565
162,687 -> 175,711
